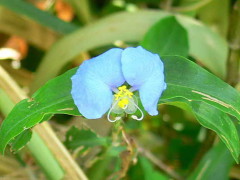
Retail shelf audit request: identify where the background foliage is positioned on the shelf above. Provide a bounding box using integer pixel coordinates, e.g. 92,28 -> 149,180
0,0 -> 240,179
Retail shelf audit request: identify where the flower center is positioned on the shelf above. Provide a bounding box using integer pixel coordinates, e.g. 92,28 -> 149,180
114,85 -> 133,109
107,85 -> 144,122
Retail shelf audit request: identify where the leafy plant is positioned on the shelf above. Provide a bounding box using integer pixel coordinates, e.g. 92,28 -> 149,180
0,0 -> 239,179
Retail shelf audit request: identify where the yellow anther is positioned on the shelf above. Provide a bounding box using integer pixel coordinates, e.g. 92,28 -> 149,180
114,85 -> 133,108
118,98 -> 129,109
118,85 -> 127,91
126,91 -> 133,97
114,93 -> 121,100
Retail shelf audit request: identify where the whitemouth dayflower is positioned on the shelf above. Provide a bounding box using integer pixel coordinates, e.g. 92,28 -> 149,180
71,46 -> 167,122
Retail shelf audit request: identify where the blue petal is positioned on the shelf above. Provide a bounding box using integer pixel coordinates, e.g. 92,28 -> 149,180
121,46 -> 167,115
71,48 -> 125,119
138,75 -> 166,115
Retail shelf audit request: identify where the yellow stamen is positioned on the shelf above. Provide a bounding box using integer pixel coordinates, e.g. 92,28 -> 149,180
114,85 -> 133,108
118,98 -> 129,109
126,91 -> 133,97
118,85 -> 127,91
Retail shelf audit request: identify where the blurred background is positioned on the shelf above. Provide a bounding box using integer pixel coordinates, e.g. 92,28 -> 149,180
0,0 -> 239,179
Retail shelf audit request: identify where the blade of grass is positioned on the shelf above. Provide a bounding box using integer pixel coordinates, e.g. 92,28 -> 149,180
0,89 -> 64,180
0,0 -> 78,35
66,0 -> 93,24
0,7 -> 59,50
0,65 -> 88,180
31,10 -> 228,93
171,0 -> 212,12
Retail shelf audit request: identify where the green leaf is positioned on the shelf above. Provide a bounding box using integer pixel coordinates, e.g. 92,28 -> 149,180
9,129 -> 32,153
31,10 -> 227,92
87,156 -> 112,180
191,102 -> 239,162
161,55 -> 240,121
107,146 -> 127,157
64,126 -> 109,150
1,55 -> 238,156
177,15 -> 227,78
166,100 -> 240,162
141,16 -> 189,57
159,55 -> 240,160
0,0 -> 78,35
188,141 -> 234,180
139,156 -> 169,180
0,68 -> 79,154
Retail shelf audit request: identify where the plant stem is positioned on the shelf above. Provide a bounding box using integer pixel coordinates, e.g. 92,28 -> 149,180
227,1 -> 240,86
27,132 -> 64,179
66,0 -> 93,24
137,141 -> 183,180
0,65 -> 88,179
170,0 -> 212,12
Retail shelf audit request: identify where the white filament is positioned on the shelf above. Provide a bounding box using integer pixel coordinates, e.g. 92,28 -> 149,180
107,95 -> 144,122
130,99 -> 144,121
107,100 -> 122,122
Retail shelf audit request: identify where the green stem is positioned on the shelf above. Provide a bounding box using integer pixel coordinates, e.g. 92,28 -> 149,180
0,89 -> 64,179
227,1 -> 240,86
0,65 -> 88,179
66,0 -> 93,24
27,133 -> 64,179
0,89 -> 13,115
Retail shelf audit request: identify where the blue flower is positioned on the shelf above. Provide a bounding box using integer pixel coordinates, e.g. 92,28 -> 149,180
71,46 -> 167,122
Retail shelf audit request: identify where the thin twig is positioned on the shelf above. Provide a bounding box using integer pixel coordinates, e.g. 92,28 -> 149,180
138,145 -> 183,180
